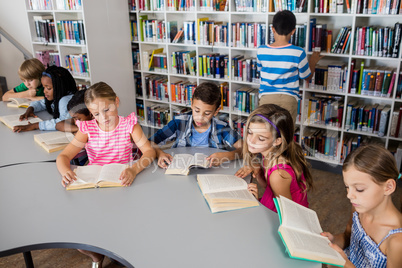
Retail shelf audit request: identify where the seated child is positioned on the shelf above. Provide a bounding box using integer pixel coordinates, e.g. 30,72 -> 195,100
149,82 -> 243,168
321,144 -> 402,268
56,81 -> 156,267
235,104 -> 313,212
13,66 -> 77,132
56,88 -> 93,133
2,58 -> 45,101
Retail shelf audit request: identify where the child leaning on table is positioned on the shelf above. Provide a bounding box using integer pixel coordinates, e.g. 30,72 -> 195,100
321,144 -> 402,268
149,82 -> 243,168
56,81 -> 156,268
235,104 -> 313,212
2,58 -> 45,102
56,88 -> 93,133
13,66 -> 77,132
257,10 -> 322,123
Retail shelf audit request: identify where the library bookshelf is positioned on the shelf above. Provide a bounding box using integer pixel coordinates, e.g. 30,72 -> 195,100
25,0 -> 136,116
130,0 -> 402,166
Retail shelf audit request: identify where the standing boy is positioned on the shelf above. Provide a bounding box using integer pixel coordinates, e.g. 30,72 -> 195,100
257,10 -> 323,123
150,82 -> 243,168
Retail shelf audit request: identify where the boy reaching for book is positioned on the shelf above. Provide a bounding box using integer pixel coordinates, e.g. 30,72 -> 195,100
56,82 -> 155,267
56,88 -> 93,132
235,104 -> 313,212
149,82 -> 243,168
257,10 -> 323,123
321,144 -> 402,268
2,58 -> 45,101
13,66 -> 77,132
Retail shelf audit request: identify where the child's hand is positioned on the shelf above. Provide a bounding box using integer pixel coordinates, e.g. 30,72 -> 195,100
26,88 -> 37,99
235,165 -> 253,178
248,183 -> 258,199
61,170 -> 77,187
206,152 -> 229,167
19,107 -> 36,121
119,168 -> 137,186
321,232 -> 335,243
309,51 -> 324,65
328,242 -> 355,268
157,152 -> 173,169
13,122 -> 38,133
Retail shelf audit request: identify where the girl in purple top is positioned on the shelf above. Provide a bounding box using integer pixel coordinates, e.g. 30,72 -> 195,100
235,104 -> 313,212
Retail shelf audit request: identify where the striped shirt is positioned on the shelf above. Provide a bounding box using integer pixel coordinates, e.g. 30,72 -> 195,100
76,112 -> 137,166
257,44 -> 311,100
345,211 -> 402,268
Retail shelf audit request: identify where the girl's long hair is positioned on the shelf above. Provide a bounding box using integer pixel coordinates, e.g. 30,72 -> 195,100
243,104 -> 313,192
44,66 -> 77,119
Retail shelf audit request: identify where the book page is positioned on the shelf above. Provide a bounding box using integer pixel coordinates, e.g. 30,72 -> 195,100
280,227 -> 344,262
98,163 -> 127,183
36,132 -> 74,145
0,114 -> 42,128
280,196 -> 323,234
197,174 -> 247,194
9,98 -> 31,107
193,153 -> 209,168
74,165 -> 102,184
206,189 -> 256,202
166,154 -> 194,172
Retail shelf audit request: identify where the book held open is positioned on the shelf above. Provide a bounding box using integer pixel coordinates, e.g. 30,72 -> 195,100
6,98 -> 32,108
34,131 -> 74,153
66,163 -> 128,190
0,114 -> 42,130
165,153 -> 210,175
197,174 -> 259,213
274,196 -> 346,267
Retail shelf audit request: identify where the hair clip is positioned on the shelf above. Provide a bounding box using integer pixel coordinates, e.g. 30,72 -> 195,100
398,174 -> 401,180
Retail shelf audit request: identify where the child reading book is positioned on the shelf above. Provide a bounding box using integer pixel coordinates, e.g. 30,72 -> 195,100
235,104 -> 313,213
56,81 -> 156,267
321,144 -> 402,267
149,82 -> 243,169
56,88 -> 93,133
2,58 -> 45,102
13,66 -> 77,132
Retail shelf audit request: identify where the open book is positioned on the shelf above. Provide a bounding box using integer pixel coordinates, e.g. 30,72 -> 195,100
273,196 -> 346,267
0,114 -> 42,130
165,153 -> 210,175
34,131 -> 74,153
7,98 -> 32,108
197,174 -> 259,213
66,163 -> 128,190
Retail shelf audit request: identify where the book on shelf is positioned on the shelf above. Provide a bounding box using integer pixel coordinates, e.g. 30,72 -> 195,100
165,153 -> 210,175
34,131 -> 74,153
390,106 -> 402,137
6,98 -> 32,108
66,163 -> 128,190
197,174 -> 259,213
0,114 -> 42,130
274,196 -> 346,267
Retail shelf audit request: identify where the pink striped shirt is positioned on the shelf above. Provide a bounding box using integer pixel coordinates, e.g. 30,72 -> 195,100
76,113 -> 137,166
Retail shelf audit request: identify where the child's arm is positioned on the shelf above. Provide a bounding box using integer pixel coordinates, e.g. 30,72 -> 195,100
207,139 -> 243,167
269,169 -> 293,200
119,124 -> 156,186
304,51 -> 324,81
56,131 -> 88,187
2,88 -> 37,101
56,119 -> 78,132
13,106 -> 39,133
150,141 -> 173,168
386,234 -> 402,268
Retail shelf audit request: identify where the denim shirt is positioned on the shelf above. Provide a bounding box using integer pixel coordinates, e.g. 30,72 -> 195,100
30,95 -> 73,131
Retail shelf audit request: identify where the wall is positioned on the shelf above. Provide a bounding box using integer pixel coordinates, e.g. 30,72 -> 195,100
0,1 -> 32,91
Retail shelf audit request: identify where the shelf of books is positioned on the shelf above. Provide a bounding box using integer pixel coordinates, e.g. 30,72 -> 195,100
26,0 -> 135,116
129,0 -> 402,166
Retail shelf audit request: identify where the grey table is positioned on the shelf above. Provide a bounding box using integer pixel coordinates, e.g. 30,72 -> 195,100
0,147 -> 319,268
0,102 -> 59,167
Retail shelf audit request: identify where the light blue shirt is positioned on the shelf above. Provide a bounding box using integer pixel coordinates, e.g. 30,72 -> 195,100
190,124 -> 211,147
30,95 -> 73,131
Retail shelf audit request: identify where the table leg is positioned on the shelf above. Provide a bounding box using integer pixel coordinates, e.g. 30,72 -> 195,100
23,251 -> 34,268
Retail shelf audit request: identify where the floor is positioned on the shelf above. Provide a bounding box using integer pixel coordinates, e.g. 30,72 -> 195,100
1,167 -> 400,268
